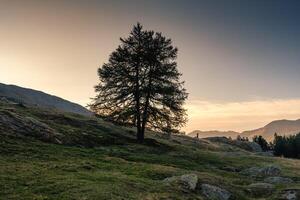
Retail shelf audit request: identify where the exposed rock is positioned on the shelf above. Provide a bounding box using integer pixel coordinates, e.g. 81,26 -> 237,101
260,165 -> 282,176
264,177 -> 293,184
0,109 -> 62,144
163,173 -> 198,191
247,182 -> 275,197
278,189 -> 300,200
201,184 -> 232,200
241,165 -> 281,177
246,141 -> 263,152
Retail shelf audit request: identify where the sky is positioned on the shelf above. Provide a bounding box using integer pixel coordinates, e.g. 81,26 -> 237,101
1,0 -> 300,133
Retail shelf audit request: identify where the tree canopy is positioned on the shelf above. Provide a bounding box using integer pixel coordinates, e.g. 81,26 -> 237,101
253,135 -> 270,151
90,23 -> 188,142
273,133 -> 300,159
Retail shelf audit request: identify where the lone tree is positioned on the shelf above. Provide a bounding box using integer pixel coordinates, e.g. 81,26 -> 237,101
90,23 -> 188,142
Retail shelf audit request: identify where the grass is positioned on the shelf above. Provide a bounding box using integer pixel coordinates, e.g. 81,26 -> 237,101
0,101 -> 300,199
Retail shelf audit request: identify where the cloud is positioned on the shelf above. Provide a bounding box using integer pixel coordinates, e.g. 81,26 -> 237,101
184,99 -> 300,133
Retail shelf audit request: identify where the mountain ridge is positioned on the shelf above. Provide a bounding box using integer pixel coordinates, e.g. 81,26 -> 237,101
189,119 -> 300,141
0,82 -> 92,116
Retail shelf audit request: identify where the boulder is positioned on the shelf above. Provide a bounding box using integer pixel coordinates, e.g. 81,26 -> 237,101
278,189 -> 300,200
247,182 -> 275,197
241,165 -> 281,177
201,184 -> 232,200
264,177 -> 293,184
246,141 -> 263,152
163,173 -> 198,191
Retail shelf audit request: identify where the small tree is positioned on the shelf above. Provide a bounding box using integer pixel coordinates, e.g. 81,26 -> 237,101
236,135 -> 242,141
253,135 -> 269,151
273,133 -> 285,156
90,23 -> 188,142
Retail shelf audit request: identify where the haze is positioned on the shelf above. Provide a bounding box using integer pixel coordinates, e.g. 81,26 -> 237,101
1,0 -> 300,133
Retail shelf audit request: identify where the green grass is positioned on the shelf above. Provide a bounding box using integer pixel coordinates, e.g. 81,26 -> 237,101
0,102 -> 300,199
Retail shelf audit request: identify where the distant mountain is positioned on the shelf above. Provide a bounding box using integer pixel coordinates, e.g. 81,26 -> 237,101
0,83 -> 92,116
189,119 -> 300,141
188,130 -> 240,139
241,119 -> 300,141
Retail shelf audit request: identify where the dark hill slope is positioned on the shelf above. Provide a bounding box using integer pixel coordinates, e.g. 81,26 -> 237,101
0,83 -> 91,116
0,100 -> 300,199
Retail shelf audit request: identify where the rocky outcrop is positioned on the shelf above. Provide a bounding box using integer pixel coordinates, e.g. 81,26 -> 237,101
241,165 -> 281,177
278,189 -> 300,200
200,184 -> 232,200
0,109 -> 62,144
245,141 -> 263,152
247,182 -> 275,197
264,176 -> 293,184
163,173 -> 198,191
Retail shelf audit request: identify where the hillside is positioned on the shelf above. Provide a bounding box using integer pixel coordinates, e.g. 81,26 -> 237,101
189,119 -> 300,142
1,100 -> 300,199
241,119 -> 300,141
189,130 -> 240,139
0,83 -> 91,116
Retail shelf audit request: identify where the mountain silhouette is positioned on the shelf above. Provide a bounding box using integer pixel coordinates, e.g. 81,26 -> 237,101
241,119 -> 300,141
0,83 -> 91,116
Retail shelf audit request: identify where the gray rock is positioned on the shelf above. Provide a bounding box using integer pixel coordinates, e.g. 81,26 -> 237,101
241,165 -> 281,177
0,110 -> 62,144
201,184 -> 231,200
163,173 -> 198,191
246,141 -> 263,152
261,166 -> 282,176
264,177 -> 293,184
278,189 -> 300,200
247,182 -> 275,197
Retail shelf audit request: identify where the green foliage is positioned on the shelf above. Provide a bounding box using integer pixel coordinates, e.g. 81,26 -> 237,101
273,133 -> 300,158
90,23 -> 188,141
253,135 -> 270,151
236,135 -> 249,141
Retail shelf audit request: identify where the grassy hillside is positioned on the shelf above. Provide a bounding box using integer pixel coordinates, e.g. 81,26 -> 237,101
0,83 -> 92,116
0,100 -> 300,200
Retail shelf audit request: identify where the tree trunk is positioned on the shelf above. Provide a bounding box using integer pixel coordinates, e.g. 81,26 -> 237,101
135,60 -> 143,142
140,73 -> 152,141
137,125 -> 143,142
141,93 -> 150,141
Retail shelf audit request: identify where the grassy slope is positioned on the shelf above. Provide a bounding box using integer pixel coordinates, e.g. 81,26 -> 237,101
0,102 -> 300,200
